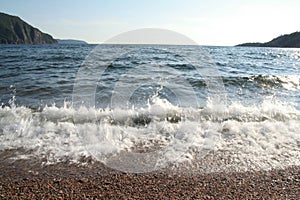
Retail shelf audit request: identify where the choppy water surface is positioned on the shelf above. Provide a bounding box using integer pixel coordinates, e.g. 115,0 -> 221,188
0,44 -> 299,173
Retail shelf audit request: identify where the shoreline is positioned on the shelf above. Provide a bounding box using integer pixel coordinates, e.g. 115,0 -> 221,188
1,158 -> 300,199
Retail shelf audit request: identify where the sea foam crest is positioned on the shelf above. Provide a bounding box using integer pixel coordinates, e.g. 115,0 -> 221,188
0,97 -> 299,171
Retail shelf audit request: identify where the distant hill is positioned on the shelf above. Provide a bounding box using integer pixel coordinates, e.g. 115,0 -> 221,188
0,12 -> 57,44
56,39 -> 88,44
237,31 -> 300,48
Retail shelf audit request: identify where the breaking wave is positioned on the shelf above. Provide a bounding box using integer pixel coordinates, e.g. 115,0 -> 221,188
0,96 -> 299,172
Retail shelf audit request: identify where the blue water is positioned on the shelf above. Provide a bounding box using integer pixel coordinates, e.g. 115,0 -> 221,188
0,44 -> 299,173
1,44 -> 299,109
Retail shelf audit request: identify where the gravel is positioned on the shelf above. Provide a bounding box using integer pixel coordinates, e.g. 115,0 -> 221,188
1,158 -> 300,199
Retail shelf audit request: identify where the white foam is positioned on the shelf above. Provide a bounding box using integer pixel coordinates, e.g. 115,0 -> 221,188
0,98 -> 299,172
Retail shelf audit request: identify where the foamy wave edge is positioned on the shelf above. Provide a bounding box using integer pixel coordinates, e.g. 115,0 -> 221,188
0,98 -> 299,172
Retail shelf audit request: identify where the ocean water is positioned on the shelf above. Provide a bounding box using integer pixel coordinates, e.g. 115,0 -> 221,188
0,44 -> 299,173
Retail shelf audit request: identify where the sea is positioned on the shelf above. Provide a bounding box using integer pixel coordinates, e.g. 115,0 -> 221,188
0,44 -> 299,173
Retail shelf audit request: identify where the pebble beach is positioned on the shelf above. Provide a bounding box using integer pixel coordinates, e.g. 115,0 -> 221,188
1,157 -> 300,199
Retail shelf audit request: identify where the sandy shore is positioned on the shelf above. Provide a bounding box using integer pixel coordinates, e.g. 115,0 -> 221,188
1,156 -> 300,199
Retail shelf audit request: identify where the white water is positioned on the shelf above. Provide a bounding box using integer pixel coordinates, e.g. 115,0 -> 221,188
0,97 -> 300,172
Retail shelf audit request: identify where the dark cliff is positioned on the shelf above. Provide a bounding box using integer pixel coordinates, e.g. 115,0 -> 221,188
237,31 -> 300,48
0,12 -> 57,44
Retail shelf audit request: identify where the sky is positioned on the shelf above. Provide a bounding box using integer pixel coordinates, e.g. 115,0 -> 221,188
1,0 -> 300,46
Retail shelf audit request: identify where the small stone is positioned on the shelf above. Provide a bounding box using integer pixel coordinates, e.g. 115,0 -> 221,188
53,178 -> 61,183
78,177 -> 89,183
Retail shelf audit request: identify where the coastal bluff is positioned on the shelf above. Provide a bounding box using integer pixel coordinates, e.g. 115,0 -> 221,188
0,12 -> 57,44
237,31 -> 300,48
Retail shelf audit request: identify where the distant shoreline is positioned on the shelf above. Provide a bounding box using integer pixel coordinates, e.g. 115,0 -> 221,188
237,31 -> 300,48
0,12 -> 89,45
56,39 -> 88,45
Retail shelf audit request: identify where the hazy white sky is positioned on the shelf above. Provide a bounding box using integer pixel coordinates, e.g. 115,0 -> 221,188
2,0 -> 300,45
